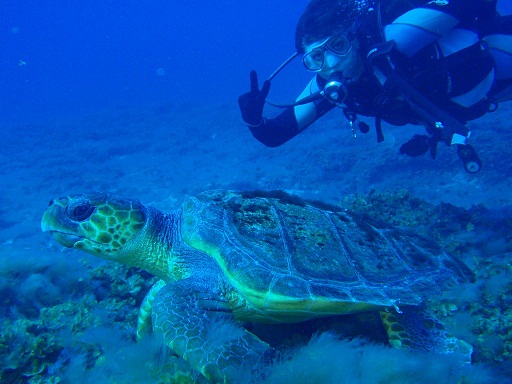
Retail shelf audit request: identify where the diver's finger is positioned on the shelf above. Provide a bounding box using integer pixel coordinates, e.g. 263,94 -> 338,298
250,70 -> 259,92
260,80 -> 271,99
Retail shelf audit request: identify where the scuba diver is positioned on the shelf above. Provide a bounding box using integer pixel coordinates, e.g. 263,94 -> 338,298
238,0 -> 512,174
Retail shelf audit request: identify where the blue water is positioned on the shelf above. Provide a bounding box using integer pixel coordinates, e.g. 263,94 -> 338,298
1,0 -> 308,125
1,1 -> 512,383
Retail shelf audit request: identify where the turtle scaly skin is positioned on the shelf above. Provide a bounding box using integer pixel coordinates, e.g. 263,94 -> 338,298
42,192 -> 272,382
42,190 -> 474,382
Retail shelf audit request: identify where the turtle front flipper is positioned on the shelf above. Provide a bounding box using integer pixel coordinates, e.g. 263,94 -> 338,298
137,279 -> 167,339
380,306 -> 473,363
152,279 -> 273,383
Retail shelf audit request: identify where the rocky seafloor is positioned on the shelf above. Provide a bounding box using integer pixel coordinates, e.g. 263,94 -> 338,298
1,190 -> 511,383
1,101 -> 512,383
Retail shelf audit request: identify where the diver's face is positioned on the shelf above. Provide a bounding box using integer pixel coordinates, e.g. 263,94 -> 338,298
302,35 -> 363,80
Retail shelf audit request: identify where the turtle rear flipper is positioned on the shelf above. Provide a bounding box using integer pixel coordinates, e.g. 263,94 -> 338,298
152,279 -> 273,383
380,306 -> 473,363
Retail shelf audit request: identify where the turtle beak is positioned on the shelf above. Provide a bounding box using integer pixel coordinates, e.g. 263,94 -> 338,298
48,231 -> 82,248
41,202 -> 82,248
41,203 -> 63,233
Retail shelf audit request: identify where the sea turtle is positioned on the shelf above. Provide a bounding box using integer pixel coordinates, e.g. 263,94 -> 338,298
41,190 -> 474,383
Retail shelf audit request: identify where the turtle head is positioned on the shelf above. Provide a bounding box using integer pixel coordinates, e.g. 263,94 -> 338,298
41,193 -> 147,260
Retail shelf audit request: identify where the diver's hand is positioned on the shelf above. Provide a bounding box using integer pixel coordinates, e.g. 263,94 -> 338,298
238,70 -> 271,126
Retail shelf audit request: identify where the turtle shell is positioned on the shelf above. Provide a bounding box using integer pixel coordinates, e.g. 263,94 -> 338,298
180,190 -> 472,322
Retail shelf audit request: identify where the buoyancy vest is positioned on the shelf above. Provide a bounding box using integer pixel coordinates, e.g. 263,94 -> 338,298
338,0 -> 506,145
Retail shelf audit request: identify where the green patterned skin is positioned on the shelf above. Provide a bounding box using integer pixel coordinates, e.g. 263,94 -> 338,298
41,190 -> 474,382
41,193 -> 146,257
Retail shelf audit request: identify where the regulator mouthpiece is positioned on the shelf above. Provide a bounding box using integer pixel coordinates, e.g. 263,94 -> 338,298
321,72 -> 348,104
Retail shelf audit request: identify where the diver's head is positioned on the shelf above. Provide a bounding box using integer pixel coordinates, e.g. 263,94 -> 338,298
296,0 -> 373,79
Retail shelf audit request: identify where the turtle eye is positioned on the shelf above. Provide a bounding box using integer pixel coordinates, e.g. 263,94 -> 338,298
68,203 -> 96,221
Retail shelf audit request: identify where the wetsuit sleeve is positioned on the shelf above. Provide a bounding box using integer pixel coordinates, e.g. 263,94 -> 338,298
248,108 -> 300,147
248,76 -> 335,147
248,98 -> 334,147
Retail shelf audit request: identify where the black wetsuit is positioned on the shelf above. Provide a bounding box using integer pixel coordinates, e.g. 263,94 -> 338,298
249,0 -> 512,148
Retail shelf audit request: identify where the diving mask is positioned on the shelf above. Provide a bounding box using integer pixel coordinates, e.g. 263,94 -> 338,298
302,35 -> 352,72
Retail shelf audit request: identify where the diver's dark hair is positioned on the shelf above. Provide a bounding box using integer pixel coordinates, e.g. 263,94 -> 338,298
295,0 -> 375,53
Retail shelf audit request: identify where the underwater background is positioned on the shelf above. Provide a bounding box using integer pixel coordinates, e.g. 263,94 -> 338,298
1,1 -> 512,383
